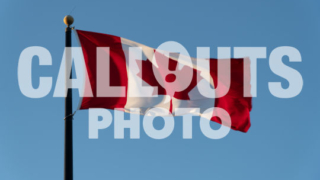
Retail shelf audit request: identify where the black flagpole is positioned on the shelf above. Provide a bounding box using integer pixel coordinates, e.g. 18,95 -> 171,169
63,15 -> 74,180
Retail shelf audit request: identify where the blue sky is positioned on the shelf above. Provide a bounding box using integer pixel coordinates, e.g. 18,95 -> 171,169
1,0 -> 320,179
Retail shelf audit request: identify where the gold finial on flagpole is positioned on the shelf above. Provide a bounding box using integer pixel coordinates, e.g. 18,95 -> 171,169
64,15 -> 74,27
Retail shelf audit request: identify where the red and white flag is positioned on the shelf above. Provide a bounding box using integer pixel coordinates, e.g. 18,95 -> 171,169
76,30 -> 252,132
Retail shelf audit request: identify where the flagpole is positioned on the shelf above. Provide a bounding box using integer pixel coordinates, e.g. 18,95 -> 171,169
63,15 -> 74,180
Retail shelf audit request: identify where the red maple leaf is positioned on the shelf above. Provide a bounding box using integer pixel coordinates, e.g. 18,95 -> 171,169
136,51 -> 203,112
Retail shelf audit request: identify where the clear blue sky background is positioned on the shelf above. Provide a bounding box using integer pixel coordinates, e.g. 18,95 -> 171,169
1,0 -> 319,179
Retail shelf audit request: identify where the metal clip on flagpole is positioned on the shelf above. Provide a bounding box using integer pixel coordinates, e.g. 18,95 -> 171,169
63,15 -> 74,180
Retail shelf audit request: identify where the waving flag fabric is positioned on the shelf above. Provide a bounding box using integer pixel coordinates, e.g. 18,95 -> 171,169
76,29 -> 252,132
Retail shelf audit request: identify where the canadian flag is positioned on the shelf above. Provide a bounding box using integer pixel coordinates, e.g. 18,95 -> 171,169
76,30 -> 252,132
